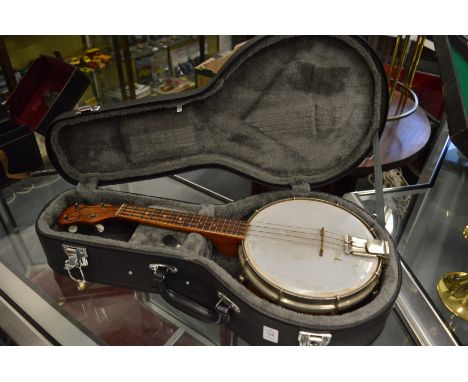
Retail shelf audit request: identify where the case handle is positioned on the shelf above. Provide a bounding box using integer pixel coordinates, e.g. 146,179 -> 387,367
149,264 -> 239,324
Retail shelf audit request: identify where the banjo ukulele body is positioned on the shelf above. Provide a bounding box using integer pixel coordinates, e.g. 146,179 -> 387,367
37,36 -> 401,345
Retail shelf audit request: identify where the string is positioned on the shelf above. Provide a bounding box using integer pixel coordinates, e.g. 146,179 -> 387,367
117,204 -> 349,242
117,204 -> 347,244
117,206 -> 349,249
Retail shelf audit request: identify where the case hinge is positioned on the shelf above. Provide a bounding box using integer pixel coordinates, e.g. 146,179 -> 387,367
298,331 -> 332,346
75,105 -> 101,114
62,245 -> 88,290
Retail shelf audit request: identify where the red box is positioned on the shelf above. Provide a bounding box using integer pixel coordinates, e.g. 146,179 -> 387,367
6,56 -> 90,135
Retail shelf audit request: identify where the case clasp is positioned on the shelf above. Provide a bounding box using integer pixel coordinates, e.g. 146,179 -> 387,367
149,263 -> 178,281
216,292 -> 240,314
298,331 -> 332,346
62,245 -> 88,290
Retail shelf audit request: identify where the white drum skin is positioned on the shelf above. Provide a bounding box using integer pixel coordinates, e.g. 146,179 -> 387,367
241,198 -> 382,313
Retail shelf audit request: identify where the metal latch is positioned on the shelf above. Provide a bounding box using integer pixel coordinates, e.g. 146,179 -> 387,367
62,245 -> 88,290
298,331 -> 332,346
149,263 -> 178,281
216,292 -> 240,314
75,105 -> 101,114
344,235 -> 390,261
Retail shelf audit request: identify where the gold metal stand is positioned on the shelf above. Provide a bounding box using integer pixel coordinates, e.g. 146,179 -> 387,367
437,272 -> 468,322
386,35 -> 426,120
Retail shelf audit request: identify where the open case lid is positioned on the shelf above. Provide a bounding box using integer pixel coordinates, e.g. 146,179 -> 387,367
46,36 -> 388,187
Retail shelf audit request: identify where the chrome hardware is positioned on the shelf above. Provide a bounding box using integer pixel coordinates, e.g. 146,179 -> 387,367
62,245 -> 88,289
75,105 -> 101,114
344,235 -> 390,260
298,331 -> 332,346
149,263 -> 178,281
67,225 -> 78,233
94,224 -> 105,233
216,292 -> 240,314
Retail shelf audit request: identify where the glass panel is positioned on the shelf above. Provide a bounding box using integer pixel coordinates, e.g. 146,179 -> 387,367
353,142 -> 468,345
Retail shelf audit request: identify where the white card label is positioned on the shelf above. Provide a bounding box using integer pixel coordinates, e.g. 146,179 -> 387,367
263,325 -> 279,343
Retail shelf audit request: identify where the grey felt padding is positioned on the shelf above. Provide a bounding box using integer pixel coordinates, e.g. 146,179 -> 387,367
37,187 -> 399,329
47,36 -> 386,188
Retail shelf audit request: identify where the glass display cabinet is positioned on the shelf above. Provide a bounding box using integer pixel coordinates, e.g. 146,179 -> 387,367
1,35 -> 466,346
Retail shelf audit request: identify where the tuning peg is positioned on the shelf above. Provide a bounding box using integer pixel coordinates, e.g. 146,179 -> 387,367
94,224 -> 105,233
67,225 -> 78,233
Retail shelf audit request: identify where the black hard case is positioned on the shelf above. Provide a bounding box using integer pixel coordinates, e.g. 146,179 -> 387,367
36,36 -> 401,345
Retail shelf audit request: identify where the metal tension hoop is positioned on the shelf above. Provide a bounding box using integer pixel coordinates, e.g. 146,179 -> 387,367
344,235 -> 390,260
62,245 -> 88,290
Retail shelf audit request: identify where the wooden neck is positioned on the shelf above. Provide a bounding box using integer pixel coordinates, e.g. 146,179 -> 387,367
58,203 -> 247,256
115,203 -> 247,239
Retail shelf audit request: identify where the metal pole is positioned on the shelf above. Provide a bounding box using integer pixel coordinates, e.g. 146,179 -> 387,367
0,36 -> 17,92
111,36 -> 128,101
122,36 -> 136,100
372,132 -> 385,227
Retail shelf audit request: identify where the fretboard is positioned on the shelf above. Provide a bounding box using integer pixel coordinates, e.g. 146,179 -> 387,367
115,203 -> 247,238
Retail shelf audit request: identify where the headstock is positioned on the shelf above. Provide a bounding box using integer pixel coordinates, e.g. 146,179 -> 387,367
58,203 -> 119,227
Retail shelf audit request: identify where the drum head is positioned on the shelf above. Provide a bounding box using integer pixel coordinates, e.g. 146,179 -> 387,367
242,198 -> 380,306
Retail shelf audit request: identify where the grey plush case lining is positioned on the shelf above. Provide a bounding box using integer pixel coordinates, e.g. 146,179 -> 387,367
47,36 -> 386,188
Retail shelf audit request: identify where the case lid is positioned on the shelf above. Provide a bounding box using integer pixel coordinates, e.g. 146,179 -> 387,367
46,36 -> 388,187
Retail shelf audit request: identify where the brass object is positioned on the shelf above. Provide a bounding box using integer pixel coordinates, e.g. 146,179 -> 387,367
388,35 -> 410,105
463,225 -> 468,239
387,35 -> 401,82
396,36 -> 426,115
386,35 -> 426,120
437,272 -> 468,322
77,281 -> 87,291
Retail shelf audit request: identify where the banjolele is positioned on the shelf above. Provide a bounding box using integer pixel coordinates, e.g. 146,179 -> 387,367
58,198 -> 391,314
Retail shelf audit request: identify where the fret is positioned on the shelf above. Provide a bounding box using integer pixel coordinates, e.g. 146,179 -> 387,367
149,208 -> 157,222
128,205 -> 137,217
226,219 -> 234,235
155,208 -> 167,223
139,207 -> 148,220
198,215 -> 206,230
219,218 -> 226,234
148,208 -> 157,222
178,212 -> 186,226
175,213 -> 182,225
116,203 -> 126,217
186,213 -> 194,228
232,220 -> 239,236
235,221 -> 242,236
